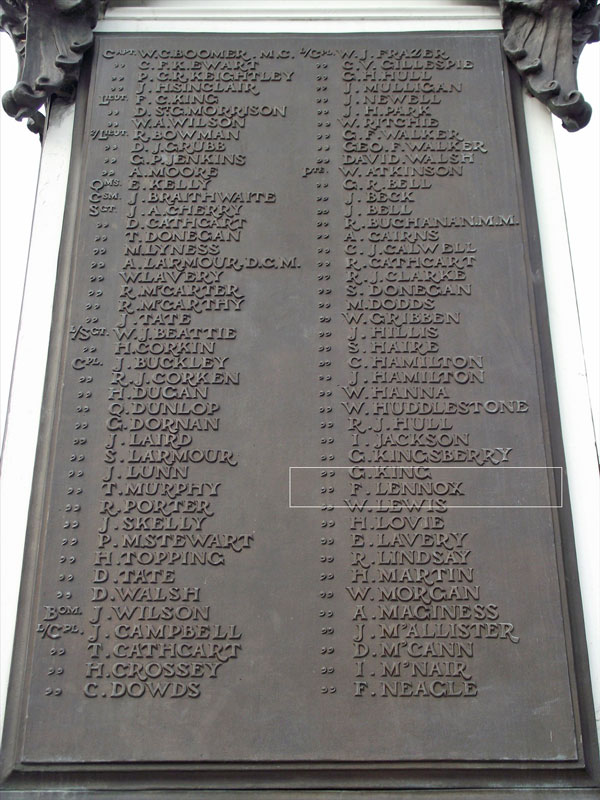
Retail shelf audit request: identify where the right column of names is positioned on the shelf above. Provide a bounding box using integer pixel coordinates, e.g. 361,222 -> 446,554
335,43 -> 531,702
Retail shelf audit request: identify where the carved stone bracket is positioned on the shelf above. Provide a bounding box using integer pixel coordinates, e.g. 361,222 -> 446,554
0,0 -> 103,137
501,0 -> 600,130
0,1 -> 599,135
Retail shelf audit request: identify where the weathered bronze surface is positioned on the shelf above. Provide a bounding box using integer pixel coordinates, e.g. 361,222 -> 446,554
1,32 -> 598,795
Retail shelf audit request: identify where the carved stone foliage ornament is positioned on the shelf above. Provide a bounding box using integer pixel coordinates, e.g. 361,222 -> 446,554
501,0 -> 600,130
0,0 -> 598,135
0,0 -> 103,136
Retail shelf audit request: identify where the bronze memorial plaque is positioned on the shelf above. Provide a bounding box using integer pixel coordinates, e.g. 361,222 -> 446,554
2,32 -> 597,792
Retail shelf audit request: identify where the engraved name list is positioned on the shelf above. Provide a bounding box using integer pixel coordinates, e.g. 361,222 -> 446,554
14,33 -> 580,766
